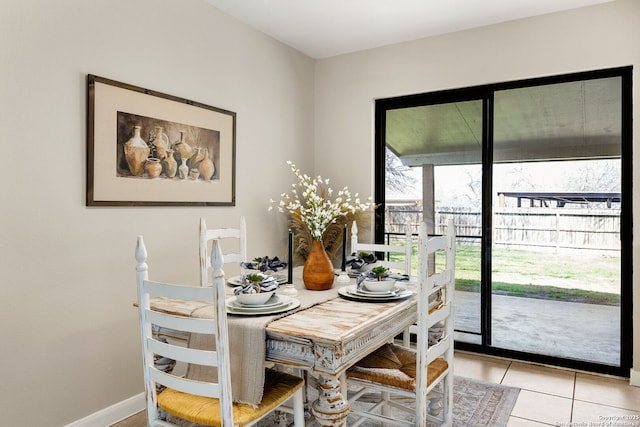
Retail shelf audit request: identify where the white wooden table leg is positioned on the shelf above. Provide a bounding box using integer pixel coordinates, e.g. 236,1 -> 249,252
339,372 -> 347,400
311,374 -> 350,427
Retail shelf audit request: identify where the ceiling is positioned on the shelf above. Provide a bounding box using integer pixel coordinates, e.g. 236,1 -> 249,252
386,77 -> 622,166
204,0 -> 613,59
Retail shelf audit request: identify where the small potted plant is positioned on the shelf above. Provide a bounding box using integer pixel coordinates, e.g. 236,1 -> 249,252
371,266 -> 389,281
234,273 -> 276,305
363,266 -> 396,292
245,273 -> 265,289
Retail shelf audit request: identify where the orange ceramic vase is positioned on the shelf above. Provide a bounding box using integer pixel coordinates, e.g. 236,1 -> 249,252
144,158 -> 162,178
198,150 -> 215,181
302,240 -> 335,290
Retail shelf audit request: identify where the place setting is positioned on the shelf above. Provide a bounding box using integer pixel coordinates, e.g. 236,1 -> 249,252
338,266 -> 414,302
226,255 -> 289,287
227,271 -> 300,316
227,293 -> 301,316
343,252 -> 379,278
227,274 -> 287,287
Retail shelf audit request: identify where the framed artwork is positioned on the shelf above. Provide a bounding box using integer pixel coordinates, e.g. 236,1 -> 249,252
87,74 -> 236,206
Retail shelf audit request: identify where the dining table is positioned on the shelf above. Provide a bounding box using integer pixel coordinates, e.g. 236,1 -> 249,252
148,267 -> 417,427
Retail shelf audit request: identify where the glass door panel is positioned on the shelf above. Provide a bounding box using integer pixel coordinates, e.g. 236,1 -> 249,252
490,78 -> 622,365
385,99 -> 483,344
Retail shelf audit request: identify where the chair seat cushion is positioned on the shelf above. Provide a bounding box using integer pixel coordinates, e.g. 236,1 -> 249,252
347,343 -> 448,391
157,368 -> 303,426
355,342 -> 403,369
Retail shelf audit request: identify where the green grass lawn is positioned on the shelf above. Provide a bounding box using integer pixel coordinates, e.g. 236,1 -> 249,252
391,243 -> 621,306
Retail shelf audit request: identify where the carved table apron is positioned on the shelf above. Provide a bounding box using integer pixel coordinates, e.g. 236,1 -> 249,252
266,295 -> 417,426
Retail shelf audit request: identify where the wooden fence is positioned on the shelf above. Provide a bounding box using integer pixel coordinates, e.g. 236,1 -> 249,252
386,205 -> 621,252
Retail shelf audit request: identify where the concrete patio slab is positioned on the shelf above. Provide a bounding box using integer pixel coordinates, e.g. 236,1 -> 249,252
454,291 -> 620,366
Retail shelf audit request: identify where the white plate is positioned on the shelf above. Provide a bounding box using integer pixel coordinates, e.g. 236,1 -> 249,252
339,286 -> 413,302
349,289 -> 399,298
356,286 -> 399,295
227,274 -> 287,287
345,285 -> 399,298
226,297 -> 300,316
233,294 -> 281,308
229,294 -> 286,309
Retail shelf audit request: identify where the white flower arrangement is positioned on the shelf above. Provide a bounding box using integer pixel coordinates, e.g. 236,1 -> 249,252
270,161 -> 373,240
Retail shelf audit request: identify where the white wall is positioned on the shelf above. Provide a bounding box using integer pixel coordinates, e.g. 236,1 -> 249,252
0,0 -> 314,425
314,0 -> 639,379
2,0 -> 637,425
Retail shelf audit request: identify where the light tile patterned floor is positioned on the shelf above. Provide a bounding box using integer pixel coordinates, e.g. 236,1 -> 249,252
452,351 -> 640,427
113,351 -> 640,426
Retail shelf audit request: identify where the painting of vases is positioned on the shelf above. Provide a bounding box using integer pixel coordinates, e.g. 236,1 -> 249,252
87,74 -> 236,207
116,111 -> 220,182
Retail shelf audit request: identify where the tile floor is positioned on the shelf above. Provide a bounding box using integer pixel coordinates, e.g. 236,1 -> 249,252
113,351 -> 640,426
453,351 -> 640,426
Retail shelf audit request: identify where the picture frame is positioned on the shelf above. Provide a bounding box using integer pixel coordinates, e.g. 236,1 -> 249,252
86,74 -> 236,206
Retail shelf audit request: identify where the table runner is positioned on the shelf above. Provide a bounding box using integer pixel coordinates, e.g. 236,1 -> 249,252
186,268 -> 350,406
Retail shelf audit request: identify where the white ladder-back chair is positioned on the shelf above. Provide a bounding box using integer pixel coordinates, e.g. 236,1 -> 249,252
345,219 -> 456,427
136,236 -> 305,426
199,216 -> 247,287
350,220 -> 413,276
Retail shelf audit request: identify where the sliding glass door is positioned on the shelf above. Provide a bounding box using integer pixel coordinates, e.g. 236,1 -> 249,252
376,67 -> 632,376
490,79 -> 623,365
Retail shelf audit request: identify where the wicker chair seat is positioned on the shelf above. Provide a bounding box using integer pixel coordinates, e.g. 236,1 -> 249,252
158,369 -> 304,427
347,343 -> 448,391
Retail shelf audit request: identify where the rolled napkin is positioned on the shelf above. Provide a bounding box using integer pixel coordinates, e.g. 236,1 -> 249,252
241,256 -> 288,273
234,283 -> 259,295
345,252 -> 378,270
233,273 -> 279,295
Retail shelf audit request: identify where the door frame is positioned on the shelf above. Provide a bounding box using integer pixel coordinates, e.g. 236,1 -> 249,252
374,66 -> 633,377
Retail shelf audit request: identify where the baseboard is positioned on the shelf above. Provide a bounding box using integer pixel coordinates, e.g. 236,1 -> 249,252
64,392 -> 145,427
630,369 -> 640,387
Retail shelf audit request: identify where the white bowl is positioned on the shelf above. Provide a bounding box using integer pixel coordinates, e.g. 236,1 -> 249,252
235,290 -> 276,306
363,279 -> 396,293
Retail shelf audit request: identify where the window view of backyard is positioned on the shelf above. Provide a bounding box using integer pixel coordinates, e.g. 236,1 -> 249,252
385,159 -> 621,366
